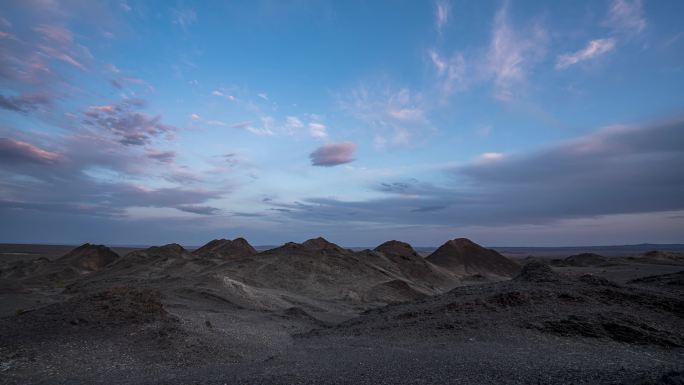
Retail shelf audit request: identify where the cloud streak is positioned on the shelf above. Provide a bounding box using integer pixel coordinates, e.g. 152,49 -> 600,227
0,93 -> 51,113
434,1 -> 450,33
556,38 -> 616,70
0,138 -> 60,164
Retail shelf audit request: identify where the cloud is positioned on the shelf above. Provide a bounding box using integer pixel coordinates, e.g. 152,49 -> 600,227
0,93 -> 51,113
146,150 -> 176,163
434,0 -> 450,33
32,24 -> 88,71
83,99 -> 176,146
228,120 -> 252,129
0,135 -> 223,219
478,152 -> 504,161
310,142 -> 357,167
556,38 -> 616,70
0,138 -> 60,164
207,119 -> 227,126
429,49 -> 466,97
606,0 -> 646,35
172,7 -> 197,30
486,3 -> 547,101
228,119 -> 274,136
308,122 -> 328,139
175,205 -> 221,215
275,117 -> 684,227
33,24 -> 73,46
285,116 -> 304,133
340,83 -> 430,147
191,113 -> 201,120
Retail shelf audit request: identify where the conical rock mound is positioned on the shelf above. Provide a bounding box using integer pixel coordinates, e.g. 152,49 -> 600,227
193,238 -> 257,259
426,238 -> 519,277
301,237 -> 348,253
374,240 -> 419,259
57,243 -> 120,271
514,261 -> 561,283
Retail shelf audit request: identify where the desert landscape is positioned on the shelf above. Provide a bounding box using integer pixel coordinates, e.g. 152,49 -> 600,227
3,0 -> 684,384
1,238 -> 682,384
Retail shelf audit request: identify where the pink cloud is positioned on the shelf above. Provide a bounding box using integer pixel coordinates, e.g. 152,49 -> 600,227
33,25 -> 73,46
310,142 -> 357,167
0,138 -> 60,164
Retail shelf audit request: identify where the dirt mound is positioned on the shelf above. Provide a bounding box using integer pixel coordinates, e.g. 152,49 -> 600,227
426,238 -> 520,277
262,238 -> 349,255
193,238 -> 257,259
116,243 -> 190,265
57,243 -> 120,271
578,274 -> 619,287
370,241 -> 450,289
0,287 -> 173,340
301,237 -> 349,253
637,251 -> 684,264
628,270 -> 684,288
555,253 -> 607,267
528,312 -> 682,347
363,279 -> 428,304
514,261 -> 562,283
0,257 -> 51,280
374,240 -> 419,258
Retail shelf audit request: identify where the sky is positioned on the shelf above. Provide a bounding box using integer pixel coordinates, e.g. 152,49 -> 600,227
1,0 -> 683,247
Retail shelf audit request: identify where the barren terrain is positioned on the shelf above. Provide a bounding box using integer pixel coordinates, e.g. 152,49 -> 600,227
1,239 -> 682,384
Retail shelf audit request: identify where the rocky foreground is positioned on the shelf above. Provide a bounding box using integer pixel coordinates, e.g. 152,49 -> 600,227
0,238 -> 682,384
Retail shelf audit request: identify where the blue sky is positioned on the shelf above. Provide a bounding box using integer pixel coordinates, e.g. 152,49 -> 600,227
1,0 -> 683,246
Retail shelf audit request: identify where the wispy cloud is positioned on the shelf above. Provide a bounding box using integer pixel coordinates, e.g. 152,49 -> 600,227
340,83 -> 430,147
229,120 -> 255,129
0,93 -> 51,113
429,49 -> 466,98
310,142 -> 357,167
486,3 -> 547,101
606,0 -> 646,35
308,122 -> 328,139
172,7 -> 197,30
556,38 -> 616,70
434,0 -> 450,33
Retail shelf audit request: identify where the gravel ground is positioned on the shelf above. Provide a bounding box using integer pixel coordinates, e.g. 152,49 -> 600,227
1,245 -> 683,384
